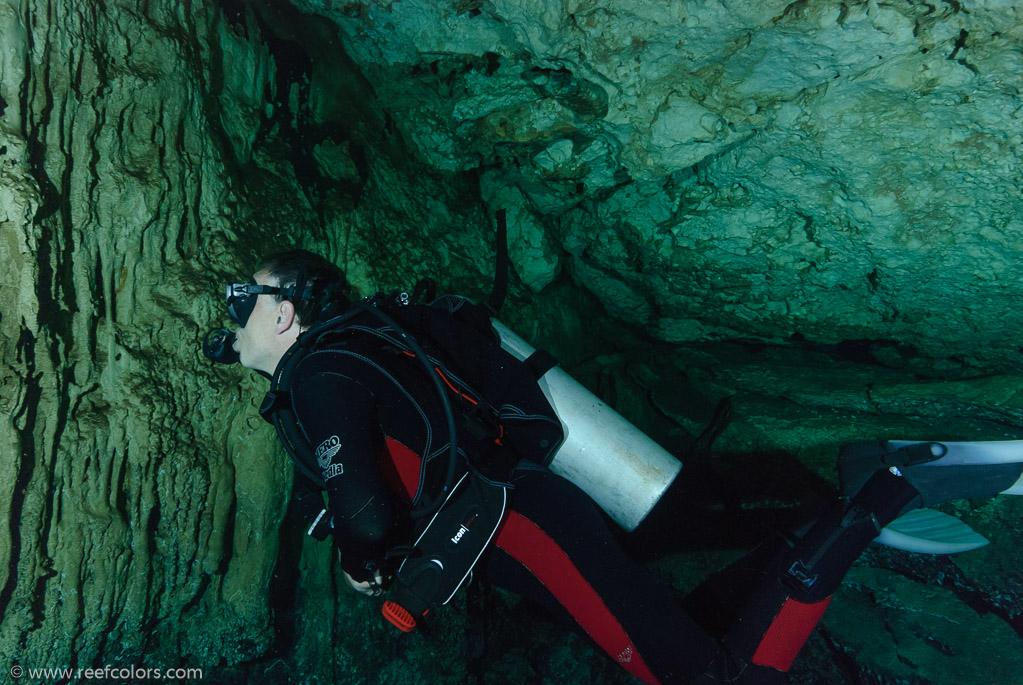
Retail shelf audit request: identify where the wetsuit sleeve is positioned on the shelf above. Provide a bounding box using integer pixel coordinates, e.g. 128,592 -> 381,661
291,371 -> 409,581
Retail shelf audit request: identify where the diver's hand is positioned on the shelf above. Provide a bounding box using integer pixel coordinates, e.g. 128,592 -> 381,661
343,568 -> 385,597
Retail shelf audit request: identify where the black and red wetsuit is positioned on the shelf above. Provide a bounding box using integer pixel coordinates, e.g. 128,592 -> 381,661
281,311 -> 724,683
277,307 -> 920,684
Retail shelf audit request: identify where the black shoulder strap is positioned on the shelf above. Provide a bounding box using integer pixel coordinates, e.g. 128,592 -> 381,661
486,209 -> 509,315
260,384 -> 325,486
261,300 -> 461,518
258,308 -> 370,487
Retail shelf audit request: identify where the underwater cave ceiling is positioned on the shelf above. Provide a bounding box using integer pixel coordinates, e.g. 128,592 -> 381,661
0,0 -> 1022,683
286,0 -> 1023,366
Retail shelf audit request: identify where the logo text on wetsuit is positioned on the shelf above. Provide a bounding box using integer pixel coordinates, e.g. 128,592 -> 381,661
451,513 -> 478,545
316,435 -> 342,469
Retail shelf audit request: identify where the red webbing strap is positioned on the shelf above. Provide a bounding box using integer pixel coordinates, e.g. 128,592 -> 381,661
385,436 -> 422,498
495,510 -> 661,685
751,596 -> 832,672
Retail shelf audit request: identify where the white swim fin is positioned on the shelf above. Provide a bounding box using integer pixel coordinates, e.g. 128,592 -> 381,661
875,508 -> 990,554
840,440 -> 1023,510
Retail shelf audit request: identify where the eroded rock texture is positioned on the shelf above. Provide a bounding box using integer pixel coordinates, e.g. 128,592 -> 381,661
0,0 -> 298,672
296,0 -> 1023,367
1,0 -> 1022,683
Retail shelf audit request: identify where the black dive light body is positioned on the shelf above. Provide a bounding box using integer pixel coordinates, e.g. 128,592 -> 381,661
382,473 -> 508,633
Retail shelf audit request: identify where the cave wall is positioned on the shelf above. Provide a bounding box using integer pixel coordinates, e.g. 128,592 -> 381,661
1,0 -> 1022,683
0,0 -> 301,672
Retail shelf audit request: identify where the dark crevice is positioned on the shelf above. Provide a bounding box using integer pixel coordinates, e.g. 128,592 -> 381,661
136,495 -> 163,659
92,250 -> 105,323
266,494 -> 311,656
175,212 -> 190,263
217,495 -> 237,575
181,573 -> 212,616
929,556 -> 1023,641
0,327 -> 41,631
145,499 -> 162,553
866,547 -> 1023,642
833,338 -> 915,367
21,14 -> 61,222
948,29 -> 978,73
114,455 -> 129,525
140,614 -> 162,657
817,627 -> 870,684
93,590 -> 118,667
895,651 -> 918,669
192,169 -> 204,254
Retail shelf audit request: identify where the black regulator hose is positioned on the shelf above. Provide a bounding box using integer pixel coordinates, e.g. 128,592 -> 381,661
354,302 -> 458,520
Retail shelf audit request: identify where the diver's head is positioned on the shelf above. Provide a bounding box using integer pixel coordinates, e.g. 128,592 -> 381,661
254,249 -> 352,327
225,250 -> 352,374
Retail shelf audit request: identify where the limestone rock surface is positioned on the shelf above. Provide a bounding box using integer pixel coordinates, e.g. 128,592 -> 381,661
294,0 -> 1023,368
0,0 -> 294,674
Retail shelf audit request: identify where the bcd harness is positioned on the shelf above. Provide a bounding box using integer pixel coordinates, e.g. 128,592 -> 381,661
258,283 -> 564,631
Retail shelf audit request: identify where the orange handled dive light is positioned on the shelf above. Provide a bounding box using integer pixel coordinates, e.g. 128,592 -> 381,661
382,601 -> 422,632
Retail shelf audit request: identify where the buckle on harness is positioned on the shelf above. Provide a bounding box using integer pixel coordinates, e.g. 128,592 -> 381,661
463,403 -> 502,445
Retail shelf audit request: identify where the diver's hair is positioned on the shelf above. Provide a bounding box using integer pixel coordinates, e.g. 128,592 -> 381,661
258,249 -> 353,325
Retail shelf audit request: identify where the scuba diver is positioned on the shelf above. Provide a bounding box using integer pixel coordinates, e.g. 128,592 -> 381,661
204,248 -> 1023,684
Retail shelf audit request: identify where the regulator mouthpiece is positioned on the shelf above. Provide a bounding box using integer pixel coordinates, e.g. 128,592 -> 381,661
203,328 -> 240,365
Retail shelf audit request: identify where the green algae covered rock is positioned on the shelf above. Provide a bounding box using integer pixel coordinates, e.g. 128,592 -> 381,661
825,566 -> 1023,684
293,0 -> 1023,369
0,0 -> 294,673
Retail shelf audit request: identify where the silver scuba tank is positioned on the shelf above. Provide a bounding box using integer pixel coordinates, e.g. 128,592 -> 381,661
491,320 -> 682,532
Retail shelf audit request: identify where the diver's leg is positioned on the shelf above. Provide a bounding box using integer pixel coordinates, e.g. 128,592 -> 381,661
485,445 -> 1012,684
483,468 -> 913,684
684,438 -> 1023,682
485,469 -> 719,685
691,467 -> 921,683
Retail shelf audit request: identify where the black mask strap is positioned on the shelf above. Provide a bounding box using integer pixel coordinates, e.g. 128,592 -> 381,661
290,267 -> 309,309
